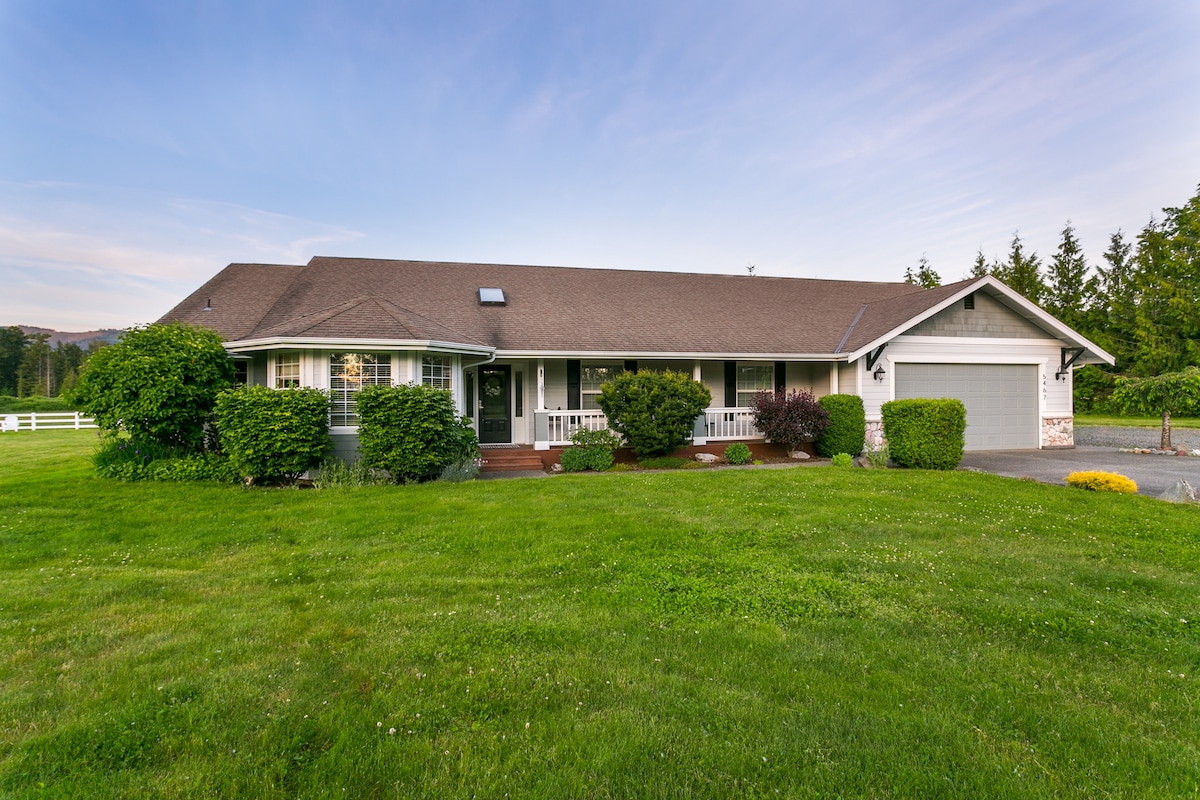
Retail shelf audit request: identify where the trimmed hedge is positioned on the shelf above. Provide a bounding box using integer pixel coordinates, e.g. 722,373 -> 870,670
880,398 -> 966,470
815,394 -> 866,458
214,385 -> 331,484
357,384 -> 479,483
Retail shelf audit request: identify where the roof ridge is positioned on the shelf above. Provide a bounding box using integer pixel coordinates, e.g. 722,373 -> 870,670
252,295 -> 384,338
370,296 -> 490,346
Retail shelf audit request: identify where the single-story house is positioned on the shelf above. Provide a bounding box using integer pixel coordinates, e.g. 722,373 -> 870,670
159,256 -> 1113,460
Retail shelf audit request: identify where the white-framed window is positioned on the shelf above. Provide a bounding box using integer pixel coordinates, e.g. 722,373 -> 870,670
329,353 -> 391,427
581,362 -> 623,410
274,352 -> 300,388
421,355 -> 452,391
736,363 -> 774,407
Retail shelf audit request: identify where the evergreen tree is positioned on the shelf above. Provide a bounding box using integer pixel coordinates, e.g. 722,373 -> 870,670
903,255 -> 941,288
967,250 -> 993,279
1130,188 -> 1200,376
1043,222 -> 1091,330
993,233 -> 1046,304
16,334 -> 54,397
1087,229 -> 1138,371
0,326 -> 28,395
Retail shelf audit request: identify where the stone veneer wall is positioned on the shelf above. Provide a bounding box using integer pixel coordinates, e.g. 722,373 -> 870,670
1042,417 -> 1074,448
865,419 -> 886,452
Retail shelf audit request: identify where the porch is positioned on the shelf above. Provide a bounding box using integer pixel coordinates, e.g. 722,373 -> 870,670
531,407 -> 761,450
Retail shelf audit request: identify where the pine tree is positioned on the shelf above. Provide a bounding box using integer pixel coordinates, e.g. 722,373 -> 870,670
1087,229 -> 1137,371
903,255 -> 941,288
1044,222 -> 1091,330
968,250 -> 990,278
1131,185 -> 1200,375
993,233 -> 1046,304
0,326 -> 28,396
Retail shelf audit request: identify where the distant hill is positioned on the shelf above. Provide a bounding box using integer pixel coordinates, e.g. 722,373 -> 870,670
14,326 -> 123,348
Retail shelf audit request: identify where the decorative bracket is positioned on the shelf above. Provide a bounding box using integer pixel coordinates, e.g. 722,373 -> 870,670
865,344 -> 888,371
1056,347 -> 1085,381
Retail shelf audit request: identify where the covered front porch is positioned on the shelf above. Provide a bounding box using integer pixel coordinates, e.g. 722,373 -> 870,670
462,356 -> 864,450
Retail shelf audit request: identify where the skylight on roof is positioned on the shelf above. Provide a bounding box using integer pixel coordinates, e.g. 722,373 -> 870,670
478,288 -> 506,305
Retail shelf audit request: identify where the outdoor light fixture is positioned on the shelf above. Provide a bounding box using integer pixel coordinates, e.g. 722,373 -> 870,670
1055,370 -> 1069,382
873,364 -> 886,382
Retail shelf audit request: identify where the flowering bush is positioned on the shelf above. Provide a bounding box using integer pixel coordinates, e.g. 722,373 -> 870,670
1066,471 -> 1138,494
749,390 -> 830,453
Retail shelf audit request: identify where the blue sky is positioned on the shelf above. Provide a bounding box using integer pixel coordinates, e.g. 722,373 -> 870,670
2,1 -> 1198,330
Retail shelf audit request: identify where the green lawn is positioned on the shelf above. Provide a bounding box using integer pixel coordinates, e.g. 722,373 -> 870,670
1,432 -> 1198,799
1074,413 -> 1200,429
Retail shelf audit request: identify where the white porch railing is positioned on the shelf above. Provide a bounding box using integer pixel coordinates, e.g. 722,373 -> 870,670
533,407 -> 761,449
541,409 -> 614,447
701,407 -> 760,441
1,411 -> 97,432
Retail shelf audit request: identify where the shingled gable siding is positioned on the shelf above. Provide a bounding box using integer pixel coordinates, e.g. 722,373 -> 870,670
905,292 -> 1045,339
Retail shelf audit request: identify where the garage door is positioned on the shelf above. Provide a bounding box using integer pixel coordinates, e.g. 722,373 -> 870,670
894,364 -> 1039,450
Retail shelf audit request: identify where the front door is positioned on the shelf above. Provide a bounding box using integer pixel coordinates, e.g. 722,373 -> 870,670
478,365 -> 511,444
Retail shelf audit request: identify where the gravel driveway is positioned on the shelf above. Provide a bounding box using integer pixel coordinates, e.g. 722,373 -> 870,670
960,426 -> 1200,497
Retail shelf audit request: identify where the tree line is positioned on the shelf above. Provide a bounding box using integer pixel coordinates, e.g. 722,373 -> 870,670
904,183 -> 1200,394
0,328 -> 102,398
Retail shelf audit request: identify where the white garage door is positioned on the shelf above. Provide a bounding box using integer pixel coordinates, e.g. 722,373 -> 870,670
894,364 -> 1039,450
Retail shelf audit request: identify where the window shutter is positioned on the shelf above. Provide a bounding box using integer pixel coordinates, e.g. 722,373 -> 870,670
775,361 -> 786,393
724,361 -> 737,407
624,360 -> 638,373
465,370 -> 475,420
567,360 -> 581,410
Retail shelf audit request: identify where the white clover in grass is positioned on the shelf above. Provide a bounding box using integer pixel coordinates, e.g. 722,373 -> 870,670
389,728 -> 396,735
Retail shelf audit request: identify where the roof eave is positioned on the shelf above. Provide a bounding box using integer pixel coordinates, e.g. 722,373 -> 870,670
224,337 -> 496,356
843,276 -> 1116,366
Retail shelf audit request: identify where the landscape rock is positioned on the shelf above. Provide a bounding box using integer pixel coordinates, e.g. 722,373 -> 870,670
1159,479 -> 1198,504
549,463 -> 564,473
694,453 -> 719,464
789,450 -> 811,460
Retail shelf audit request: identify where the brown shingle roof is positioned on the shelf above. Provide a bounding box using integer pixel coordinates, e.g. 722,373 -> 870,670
157,257 -> 976,356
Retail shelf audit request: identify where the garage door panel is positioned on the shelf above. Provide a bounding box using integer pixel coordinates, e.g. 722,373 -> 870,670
894,363 -> 1038,450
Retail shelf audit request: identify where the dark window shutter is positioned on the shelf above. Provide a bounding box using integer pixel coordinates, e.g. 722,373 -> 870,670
464,370 -> 475,421
724,361 -> 737,407
775,361 -> 786,393
567,360 -> 581,410
624,360 -> 638,373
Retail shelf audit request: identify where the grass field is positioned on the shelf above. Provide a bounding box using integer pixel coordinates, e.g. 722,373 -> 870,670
1,432 -> 1198,798
1074,413 -> 1200,429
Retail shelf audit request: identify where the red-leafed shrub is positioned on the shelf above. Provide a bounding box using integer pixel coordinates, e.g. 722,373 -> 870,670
749,390 -> 830,452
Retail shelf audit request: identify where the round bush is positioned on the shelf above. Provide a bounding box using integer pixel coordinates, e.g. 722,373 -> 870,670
723,442 -> 752,465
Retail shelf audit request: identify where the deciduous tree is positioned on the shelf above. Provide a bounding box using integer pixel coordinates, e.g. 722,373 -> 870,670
1111,367 -> 1200,450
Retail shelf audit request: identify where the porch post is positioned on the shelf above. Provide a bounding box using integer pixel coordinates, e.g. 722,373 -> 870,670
693,360 -> 702,382
537,359 -> 545,410
829,363 -> 839,395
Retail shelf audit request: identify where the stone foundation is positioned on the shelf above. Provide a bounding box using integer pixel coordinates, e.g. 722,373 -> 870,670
865,419 -> 887,452
1042,416 -> 1074,448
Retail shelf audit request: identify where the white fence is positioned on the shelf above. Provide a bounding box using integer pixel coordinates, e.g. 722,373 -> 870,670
702,408 -> 760,441
534,406 -> 763,448
1,412 -> 97,432
543,409 -> 614,445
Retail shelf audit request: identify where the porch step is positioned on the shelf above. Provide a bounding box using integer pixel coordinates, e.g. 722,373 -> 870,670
479,448 -> 547,473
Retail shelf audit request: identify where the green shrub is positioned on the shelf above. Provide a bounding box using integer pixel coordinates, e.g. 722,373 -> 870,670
880,399 -> 966,470
830,453 -> 854,467
560,428 -> 622,472
816,394 -> 866,458
1072,365 -> 1118,414
749,389 -> 830,452
439,457 -> 483,483
214,386 -> 331,484
0,395 -> 77,413
1066,471 -> 1138,494
313,458 -> 389,488
146,454 -> 239,484
597,370 -> 711,459
864,445 -> 889,469
71,322 -> 234,452
638,456 -> 691,470
723,442 -> 752,465
93,439 -> 236,483
356,384 -> 479,483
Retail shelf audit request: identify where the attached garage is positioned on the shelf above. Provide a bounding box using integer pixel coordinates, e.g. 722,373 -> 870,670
894,363 -> 1039,450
